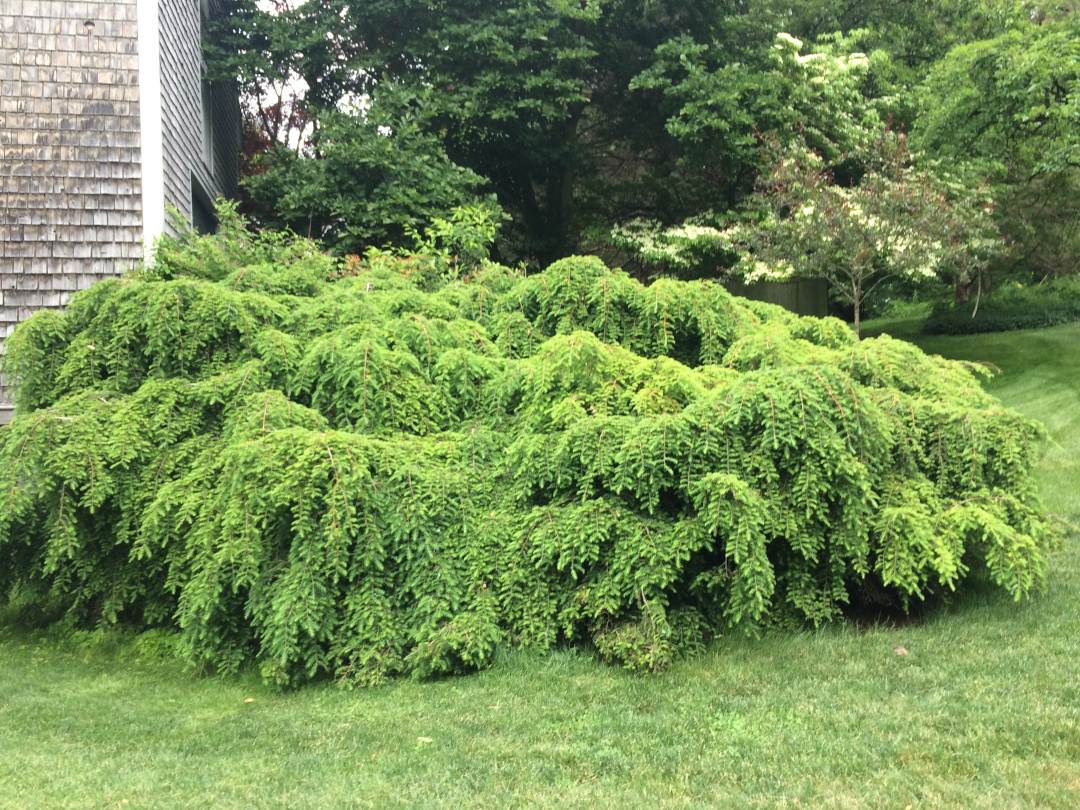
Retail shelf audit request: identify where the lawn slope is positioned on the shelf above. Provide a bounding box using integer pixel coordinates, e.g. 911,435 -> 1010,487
1,324 -> 1078,810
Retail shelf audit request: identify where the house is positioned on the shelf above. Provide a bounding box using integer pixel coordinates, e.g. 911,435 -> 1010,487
0,0 -> 241,422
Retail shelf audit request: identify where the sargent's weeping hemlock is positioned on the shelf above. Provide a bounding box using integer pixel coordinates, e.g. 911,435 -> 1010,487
0,0 -> 241,417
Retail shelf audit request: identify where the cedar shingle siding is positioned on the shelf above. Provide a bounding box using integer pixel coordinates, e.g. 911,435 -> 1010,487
0,0 -> 240,416
1,0 -> 143,343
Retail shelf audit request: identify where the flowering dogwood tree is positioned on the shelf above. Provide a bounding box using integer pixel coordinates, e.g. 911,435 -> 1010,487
740,131 -> 1000,336
612,32 -> 1000,336
616,131 -> 1000,337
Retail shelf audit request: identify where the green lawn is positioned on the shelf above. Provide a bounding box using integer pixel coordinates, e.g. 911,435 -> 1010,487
3,325 -> 1080,809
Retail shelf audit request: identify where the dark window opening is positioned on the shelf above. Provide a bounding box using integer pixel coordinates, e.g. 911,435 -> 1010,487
191,176 -> 217,235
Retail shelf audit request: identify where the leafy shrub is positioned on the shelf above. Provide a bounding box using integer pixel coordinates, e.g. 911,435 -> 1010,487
0,221 -> 1059,686
924,275 -> 1080,335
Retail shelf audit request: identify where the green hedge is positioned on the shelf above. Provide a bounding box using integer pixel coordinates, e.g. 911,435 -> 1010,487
923,276 -> 1080,335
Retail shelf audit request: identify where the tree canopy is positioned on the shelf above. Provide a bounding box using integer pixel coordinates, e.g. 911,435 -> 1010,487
206,0 -> 956,265
916,10 -> 1080,278
204,0 -> 1078,303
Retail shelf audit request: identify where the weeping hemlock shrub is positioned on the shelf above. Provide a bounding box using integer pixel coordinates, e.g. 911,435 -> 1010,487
0,221 -> 1058,686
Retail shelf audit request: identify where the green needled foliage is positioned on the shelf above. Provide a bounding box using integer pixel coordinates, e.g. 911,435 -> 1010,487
0,220 -> 1059,687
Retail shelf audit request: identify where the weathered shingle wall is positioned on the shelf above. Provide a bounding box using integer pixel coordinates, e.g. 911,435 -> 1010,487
0,0 -> 144,407
1,1 -> 240,412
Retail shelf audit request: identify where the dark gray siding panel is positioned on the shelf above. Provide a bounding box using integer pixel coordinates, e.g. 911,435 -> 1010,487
159,0 -> 239,229
158,0 -> 200,227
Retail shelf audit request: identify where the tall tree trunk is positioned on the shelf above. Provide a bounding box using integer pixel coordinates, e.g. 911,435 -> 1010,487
539,109 -> 584,266
542,164 -> 576,266
954,271 -> 972,305
853,279 -> 863,339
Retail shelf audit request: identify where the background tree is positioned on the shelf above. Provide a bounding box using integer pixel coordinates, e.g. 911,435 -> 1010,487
618,131 -> 1001,335
241,95 -> 496,254
738,132 -> 1000,336
206,1 -> 861,264
205,0 -> 1059,312
916,9 -> 1080,283
630,29 -> 898,208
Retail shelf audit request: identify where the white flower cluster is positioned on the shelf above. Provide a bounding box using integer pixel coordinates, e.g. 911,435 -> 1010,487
610,217 -> 743,270
743,258 -> 795,283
